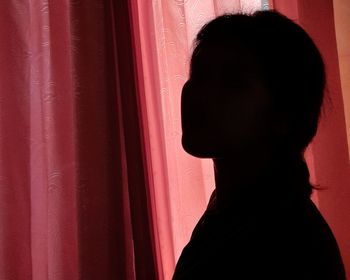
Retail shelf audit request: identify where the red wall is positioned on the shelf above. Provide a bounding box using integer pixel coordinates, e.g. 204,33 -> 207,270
333,0 -> 350,153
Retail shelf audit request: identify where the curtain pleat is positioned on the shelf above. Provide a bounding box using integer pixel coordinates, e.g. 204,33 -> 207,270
0,0 -> 159,279
0,1 -> 33,279
2,0 -> 348,279
109,0 -> 159,279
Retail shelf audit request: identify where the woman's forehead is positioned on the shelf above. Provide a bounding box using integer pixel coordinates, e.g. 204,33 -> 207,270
192,41 -> 259,74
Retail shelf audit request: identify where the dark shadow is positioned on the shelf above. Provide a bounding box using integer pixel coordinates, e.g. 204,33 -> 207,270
172,10 -> 346,280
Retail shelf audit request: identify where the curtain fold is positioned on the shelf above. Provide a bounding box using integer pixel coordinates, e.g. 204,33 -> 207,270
2,0 -> 349,279
0,0 -> 158,279
109,0 -> 159,279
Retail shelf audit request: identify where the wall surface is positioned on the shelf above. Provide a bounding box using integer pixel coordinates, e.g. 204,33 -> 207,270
334,0 -> 350,155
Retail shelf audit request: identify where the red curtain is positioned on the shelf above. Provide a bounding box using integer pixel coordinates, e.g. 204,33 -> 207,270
1,0 -> 349,279
0,0 -> 158,279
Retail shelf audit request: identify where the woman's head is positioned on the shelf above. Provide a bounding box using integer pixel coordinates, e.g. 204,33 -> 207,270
181,10 -> 326,160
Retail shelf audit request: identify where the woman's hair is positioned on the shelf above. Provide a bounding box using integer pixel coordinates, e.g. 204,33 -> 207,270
190,10 -> 326,155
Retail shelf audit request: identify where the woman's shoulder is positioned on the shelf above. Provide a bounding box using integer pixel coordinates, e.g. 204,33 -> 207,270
243,197 -> 346,279
207,196 -> 346,278
173,197 -> 346,280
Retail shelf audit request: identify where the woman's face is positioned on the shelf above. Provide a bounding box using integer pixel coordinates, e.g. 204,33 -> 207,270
181,41 -> 274,159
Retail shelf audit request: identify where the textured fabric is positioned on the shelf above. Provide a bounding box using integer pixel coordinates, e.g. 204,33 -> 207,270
0,1 -> 158,279
2,0 -> 349,279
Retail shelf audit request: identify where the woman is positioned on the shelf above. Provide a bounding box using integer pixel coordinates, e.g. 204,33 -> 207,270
172,10 -> 346,279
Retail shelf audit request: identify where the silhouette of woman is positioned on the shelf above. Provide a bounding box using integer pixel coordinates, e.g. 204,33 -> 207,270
172,10 -> 346,280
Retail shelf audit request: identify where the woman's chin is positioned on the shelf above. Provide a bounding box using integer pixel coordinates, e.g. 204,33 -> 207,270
181,134 -> 217,158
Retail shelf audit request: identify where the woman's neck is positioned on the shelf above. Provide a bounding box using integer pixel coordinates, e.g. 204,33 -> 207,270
212,151 -> 311,212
